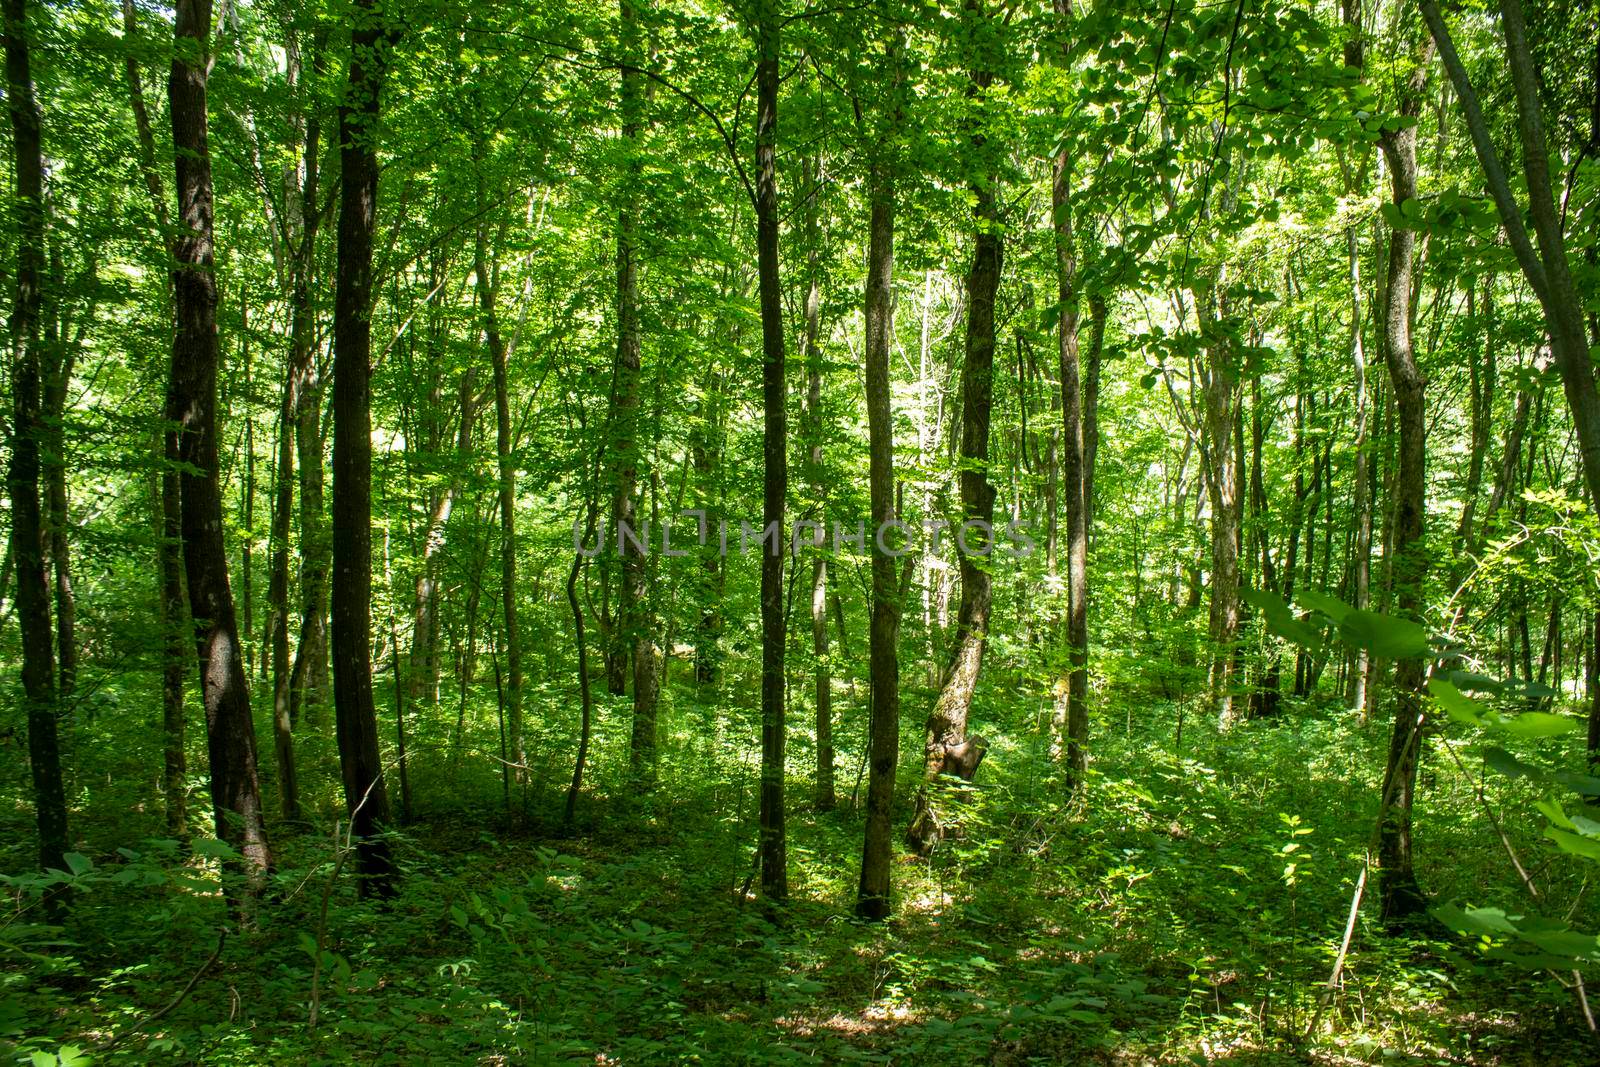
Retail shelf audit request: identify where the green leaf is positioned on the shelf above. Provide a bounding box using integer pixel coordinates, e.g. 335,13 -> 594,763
1500,712 -> 1582,739
1337,609 -> 1428,659
62,852 -> 93,877
1427,678 -> 1484,727
1547,827 -> 1600,861
1295,589 -> 1351,623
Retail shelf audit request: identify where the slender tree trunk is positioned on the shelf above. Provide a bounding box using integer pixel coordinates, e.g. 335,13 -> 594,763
1199,277 -> 1241,727
41,321 -> 75,698
167,0 -> 271,888
267,363 -> 299,820
477,208 -> 525,795
6,0 -> 67,876
753,0 -> 788,901
1375,37 -> 1433,925
856,47 -> 902,918
801,148 -> 834,811
1050,37 -> 1089,780
909,1 -> 1001,855
330,0 -> 396,894
411,368 -> 474,703
159,445 -> 188,840
615,0 -> 657,776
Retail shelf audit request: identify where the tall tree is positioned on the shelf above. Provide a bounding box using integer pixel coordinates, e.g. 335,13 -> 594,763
330,0 -> 397,894
802,147 -> 833,812
167,0 -> 271,884
1374,31 -> 1433,925
856,28 -> 903,920
616,0 -> 659,779
753,0 -> 788,902
1051,0 -> 1089,782
6,0 -> 67,876
909,0 -> 1002,855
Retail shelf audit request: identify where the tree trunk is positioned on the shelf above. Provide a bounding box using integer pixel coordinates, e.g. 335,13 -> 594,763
615,0 -> 658,777
1050,40 -> 1089,780
856,48 -> 901,919
159,444 -> 188,841
5,0 -> 68,876
754,0 -> 788,901
267,363 -> 300,821
1375,38 -> 1432,925
411,368 -> 474,704
330,0 -> 396,894
476,203 -> 525,797
41,310 -> 75,698
909,1 -> 1001,855
167,0 -> 271,888
1198,277 -> 1241,727
801,148 -> 834,812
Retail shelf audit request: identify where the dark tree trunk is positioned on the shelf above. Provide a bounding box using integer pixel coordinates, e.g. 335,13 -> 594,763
754,0 -> 788,901
5,0 -> 67,876
615,0 -> 658,777
909,0 -> 1001,855
856,49 -> 902,917
167,0 -> 271,887
1375,39 -> 1433,926
330,0 -> 396,894
159,446 -> 188,840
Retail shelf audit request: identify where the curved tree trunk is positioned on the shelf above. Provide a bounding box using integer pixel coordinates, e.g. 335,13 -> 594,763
167,0 -> 271,889
1375,36 -> 1433,926
909,0 -> 1000,855
330,0 -> 396,895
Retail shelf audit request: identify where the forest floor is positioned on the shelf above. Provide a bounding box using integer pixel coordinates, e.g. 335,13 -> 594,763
5,666 -> 1597,1064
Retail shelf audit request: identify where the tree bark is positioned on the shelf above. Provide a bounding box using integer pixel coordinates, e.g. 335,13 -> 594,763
909,0 -> 1001,855
754,0 -> 788,901
856,44 -> 902,919
803,148 -> 834,813
1375,36 -> 1433,925
167,0 -> 271,888
477,198 -> 525,797
330,0 -> 396,894
615,0 -> 658,777
5,0 -> 68,876
1050,20 -> 1089,779
1198,275 -> 1241,727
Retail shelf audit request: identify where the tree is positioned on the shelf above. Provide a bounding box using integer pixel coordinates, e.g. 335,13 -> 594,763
166,0 -> 271,888
330,0 -> 397,894
753,0 -> 788,902
5,0 -> 67,877
855,27 -> 904,921
1372,28 -> 1433,927
908,0 -> 1002,856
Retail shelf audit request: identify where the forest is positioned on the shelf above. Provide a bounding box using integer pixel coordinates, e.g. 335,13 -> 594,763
2,0 -> 1600,1061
